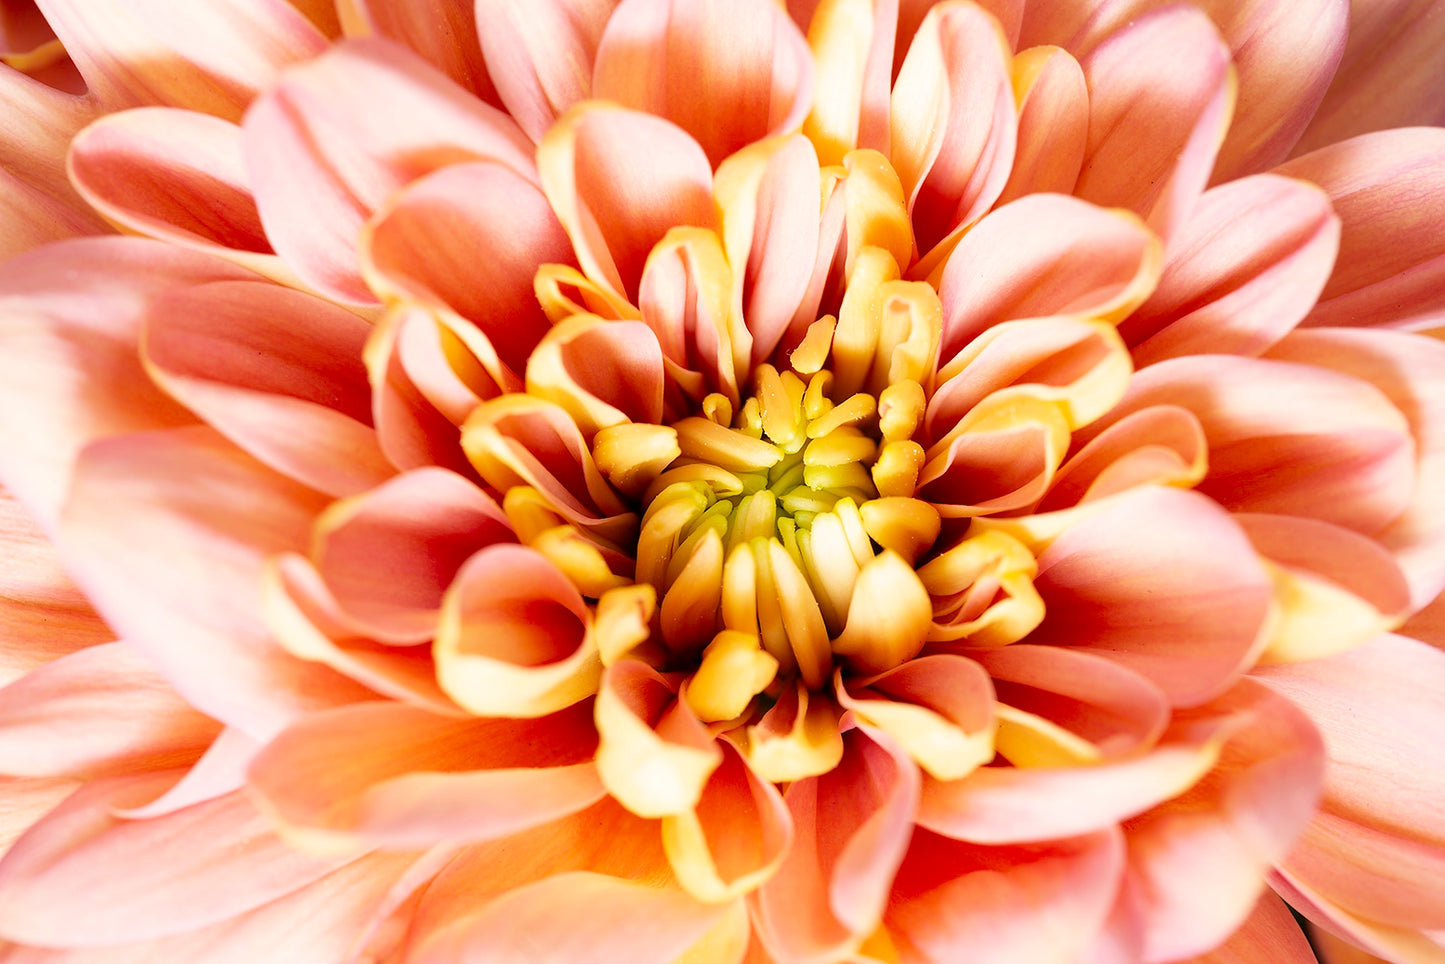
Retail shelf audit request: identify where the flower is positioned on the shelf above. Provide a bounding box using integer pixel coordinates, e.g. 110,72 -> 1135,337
0,0 -> 1443,962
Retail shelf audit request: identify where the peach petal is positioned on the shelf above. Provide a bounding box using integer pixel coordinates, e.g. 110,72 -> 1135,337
0,165 -> 109,261
593,0 -> 814,168
1189,890 -> 1320,964
0,641 -> 218,779
1294,0 -> 1445,154
1257,635 -> 1445,930
1031,486 -> 1273,707
352,0 -> 498,103
68,108 -> 277,263
0,237 -> 253,532
1037,404 -> 1209,513
1277,128 -> 1445,331
1075,5 -> 1233,241
1122,679 -> 1324,962
752,726 -> 919,962
972,644 -> 1170,757
995,44 -> 1088,205
1122,174 -> 1340,365
935,194 -> 1160,359
0,776 -> 77,864
312,467 -> 513,644
1272,869 -> 1445,964
0,486 -> 111,685
473,0 -> 617,141
662,739 -> 793,903
526,315 -> 666,437
115,727 -> 260,819
362,160 -> 574,375
740,680 -> 846,784
890,1 -> 1016,253
143,279 -> 393,498
1102,355 -> 1416,537
886,827 -> 1125,963
802,0 -> 898,166
33,0 -> 326,118
538,102 -> 717,302
1265,328 -> 1445,607
0,774 -> 350,945
243,38 -> 534,303
60,427 -> 370,738
248,700 -> 603,851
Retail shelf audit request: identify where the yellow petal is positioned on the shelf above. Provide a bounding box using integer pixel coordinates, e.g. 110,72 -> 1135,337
741,681 -> 844,783
992,703 -> 1102,768
683,630 -> 779,723
1255,560 -> 1404,664
830,550 -> 932,675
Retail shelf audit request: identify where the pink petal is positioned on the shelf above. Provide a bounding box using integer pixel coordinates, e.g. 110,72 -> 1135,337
752,726 -> 920,962
593,0 -> 814,168
1030,486 -> 1273,707
33,0 -> 327,119
537,102 -> 717,302
1122,174 -> 1340,365
525,315 -> 666,436
1121,679 -> 1325,962
1277,128 -> 1445,331
0,487 -> 110,686
1257,635 -> 1445,930
0,777 -> 76,865
0,775 -> 351,946
1097,354 -> 1417,537
0,641 -> 218,779
310,467 -> 513,643
1038,404 -> 1208,512
474,0 -> 617,141
1187,890 -> 1319,964
890,1 -> 1016,253
1075,4 -> 1232,241
1294,0 -> 1445,154
1272,869 -> 1445,964
1265,328 -> 1445,607
995,44 -> 1088,205
0,164 -> 109,261
363,160 -> 574,375
0,237 -> 252,532
59,427 -> 370,739
887,828 -> 1125,963
242,38 -> 534,303
352,0 -> 499,103
248,700 -> 604,849
935,194 -> 1159,360
116,727 -> 260,819
143,279 -> 393,498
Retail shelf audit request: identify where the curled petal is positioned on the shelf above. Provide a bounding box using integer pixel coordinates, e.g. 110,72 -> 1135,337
526,315 -> 666,436
248,700 -> 604,851
740,680 -> 845,784
996,44 -> 1088,204
593,0 -> 815,167
1038,404 -> 1209,512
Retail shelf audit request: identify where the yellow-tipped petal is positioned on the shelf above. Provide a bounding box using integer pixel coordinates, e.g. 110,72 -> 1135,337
1255,560 -> 1404,665
742,682 -> 845,783
858,497 -> 940,565
830,551 -> 932,676
593,422 -> 680,499
992,703 -> 1103,768
684,630 -> 779,723
595,583 -> 657,667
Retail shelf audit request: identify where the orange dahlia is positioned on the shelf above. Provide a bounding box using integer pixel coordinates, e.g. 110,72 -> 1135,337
0,1 -> 1443,962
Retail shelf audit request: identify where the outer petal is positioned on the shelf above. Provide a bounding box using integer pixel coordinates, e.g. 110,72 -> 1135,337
1277,128 -> 1445,331
0,775 -> 350,946
33,0 -> 327,119
0,237 -> 253,532
59,428 -> 371,739
592,0 -> 815,168
353,0 -> 499,102
1187,890 -> 1320,964
242,38 -> 534,303
1257,635 -> 1445,931
0,641 -> 218,779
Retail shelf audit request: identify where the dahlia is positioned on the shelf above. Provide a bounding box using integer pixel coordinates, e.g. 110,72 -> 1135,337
0,0 -> 1443,962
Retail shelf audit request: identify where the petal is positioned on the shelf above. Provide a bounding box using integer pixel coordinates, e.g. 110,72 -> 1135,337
242,38 -> 534,303
0,237 -> 252,532
353,0 -> 499,102
60,427 -> 370,739
1122,174 -> 1340,364
32,0 -> 326,118
1122,679 -> 1325,962
995,44 -> 1088,205
0,775 -> 349,946
525,315 -> 667,436
886,828 -> 1125,964
248,700 -> 604,851
1294,0 -> 1445,153
474,0 -> 617,141
0,777 -> 77,864
1257,635 -> 1445,930
1075,5 -> 1233,241
1030,486 -> 1273,707
1273,870 -> 1445,964
143,279 -> 393,498
0,642 -> 218,779
593,0 -> 815,168
538,102 -> 717,303
802,0 -> 898,166
752,726 -> 920,962
1188,890 -> 1319,964
1277,128 -> 1445,331
890,1 -> 1016,253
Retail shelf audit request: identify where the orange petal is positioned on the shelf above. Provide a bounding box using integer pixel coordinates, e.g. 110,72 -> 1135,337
802,0 -> 897,166
995,44 -> 1088,204
593,0 -> 814,167
353,0 -> 499,103
1037,404 -> 1209,512
248,700 -> 604,851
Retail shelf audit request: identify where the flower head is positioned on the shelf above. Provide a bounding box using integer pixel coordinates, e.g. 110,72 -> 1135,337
1,1 -> 1444,962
